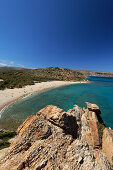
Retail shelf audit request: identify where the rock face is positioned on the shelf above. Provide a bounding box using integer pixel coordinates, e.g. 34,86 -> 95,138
102,128 -> 113,165
85,102 -> 100,113
81,102 -> 105,148
0,103 -> 112,170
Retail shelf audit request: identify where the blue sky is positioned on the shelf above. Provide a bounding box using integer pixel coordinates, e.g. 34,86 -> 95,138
0,0 -> 113,71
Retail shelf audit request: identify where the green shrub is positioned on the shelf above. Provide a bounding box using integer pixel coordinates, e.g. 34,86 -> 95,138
0,131 -> 16,139
0,131 -> 16,150
0,140 -> 10,149
0,68 -> 86,90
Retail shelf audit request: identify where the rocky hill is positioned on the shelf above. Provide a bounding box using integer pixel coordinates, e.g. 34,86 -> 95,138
0,67 -> 85,90
0,66 -> 25,71
77,70 -> 113,77
1,66 -> 113,90
0,103 -> 112,169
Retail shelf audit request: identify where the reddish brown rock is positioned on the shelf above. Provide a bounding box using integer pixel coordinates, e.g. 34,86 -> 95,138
0,104 -> 112,170
81,103 -> 100,147
37,105 -> 63,119
95,151 -> 112,170
85,102 -> 100,113
17,115 -> 36,135
102,128 -> 113,165
88,111 -> 100,147
94,151 -> 99,159
37,105 -> 78,138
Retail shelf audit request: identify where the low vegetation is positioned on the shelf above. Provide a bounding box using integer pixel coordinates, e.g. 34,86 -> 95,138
97,122 -> 105,148
0,67 -> 86,90
0,131 -> 16,150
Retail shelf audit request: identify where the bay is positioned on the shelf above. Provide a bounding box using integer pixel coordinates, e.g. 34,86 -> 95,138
0,77 -> 113,130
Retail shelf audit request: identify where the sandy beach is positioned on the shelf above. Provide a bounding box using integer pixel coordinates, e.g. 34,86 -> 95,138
0,81 -> 88,112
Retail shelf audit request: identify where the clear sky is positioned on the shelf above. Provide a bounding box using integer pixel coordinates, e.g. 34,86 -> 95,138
0,0 -> 113,71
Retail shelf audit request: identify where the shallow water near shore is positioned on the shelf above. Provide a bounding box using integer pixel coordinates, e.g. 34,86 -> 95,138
0,77 -> 113,130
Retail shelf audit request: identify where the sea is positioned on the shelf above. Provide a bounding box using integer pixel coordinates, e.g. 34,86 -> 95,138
0,76 -> 113,130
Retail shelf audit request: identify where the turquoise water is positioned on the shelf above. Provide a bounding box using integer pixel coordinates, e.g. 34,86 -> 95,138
0,77 -> 113,130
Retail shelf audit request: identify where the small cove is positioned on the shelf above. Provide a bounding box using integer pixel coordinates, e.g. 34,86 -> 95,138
0,77 -> 113,130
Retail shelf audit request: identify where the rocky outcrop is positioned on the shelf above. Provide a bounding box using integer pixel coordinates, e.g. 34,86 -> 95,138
85,102 -> 100,113
37,105 -> 78,138
0,103 -> 112,170
81,102 -> 105,148
102,128 -> 113,165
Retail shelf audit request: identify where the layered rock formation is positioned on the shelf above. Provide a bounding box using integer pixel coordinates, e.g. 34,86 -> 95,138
0,103 -> 112,170
102,128 -> 113,165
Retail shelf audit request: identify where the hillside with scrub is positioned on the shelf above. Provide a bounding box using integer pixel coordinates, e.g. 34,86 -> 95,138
0,67 -> 86,90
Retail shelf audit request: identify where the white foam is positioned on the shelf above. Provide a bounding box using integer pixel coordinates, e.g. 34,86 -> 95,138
22,93 -> 32,99
0,105 -> 9,118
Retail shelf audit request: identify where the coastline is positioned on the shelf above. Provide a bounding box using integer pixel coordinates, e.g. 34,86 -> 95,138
0,81 -> 88,115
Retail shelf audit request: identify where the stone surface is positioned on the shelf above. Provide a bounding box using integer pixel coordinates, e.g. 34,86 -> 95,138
102,128 -> 113,165
81,102 -> 105,148
95,151 -> 112,170
85,102 -> 100,114
87,111 -> 100,147
0,104 -> 112,170
81,109 -> 98,147
37,105 -> 78,138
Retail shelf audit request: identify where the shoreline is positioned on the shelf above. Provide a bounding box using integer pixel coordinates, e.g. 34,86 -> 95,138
0,81 -> 88,115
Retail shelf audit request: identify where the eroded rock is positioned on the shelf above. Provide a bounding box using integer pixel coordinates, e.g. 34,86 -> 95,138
0,104 -> 112,170
38,105 -> 78,138
102,128 -> 113,165
85,102 -> 100,114
81,102 -> 106,148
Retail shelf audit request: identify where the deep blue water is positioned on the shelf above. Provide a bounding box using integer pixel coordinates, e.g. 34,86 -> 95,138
88,76 -> 113,82
0,77 -> 113,130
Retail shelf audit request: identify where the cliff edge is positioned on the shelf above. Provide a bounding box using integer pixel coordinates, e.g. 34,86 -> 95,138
0,103 -> 112,170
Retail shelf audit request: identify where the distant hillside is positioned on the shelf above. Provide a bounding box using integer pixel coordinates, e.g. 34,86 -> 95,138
0,67 -> 85,90
0,66 -> 25,70
76,70 -> 113,77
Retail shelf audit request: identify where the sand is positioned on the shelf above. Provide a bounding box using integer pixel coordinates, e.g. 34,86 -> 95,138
0,81 -> 88,112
